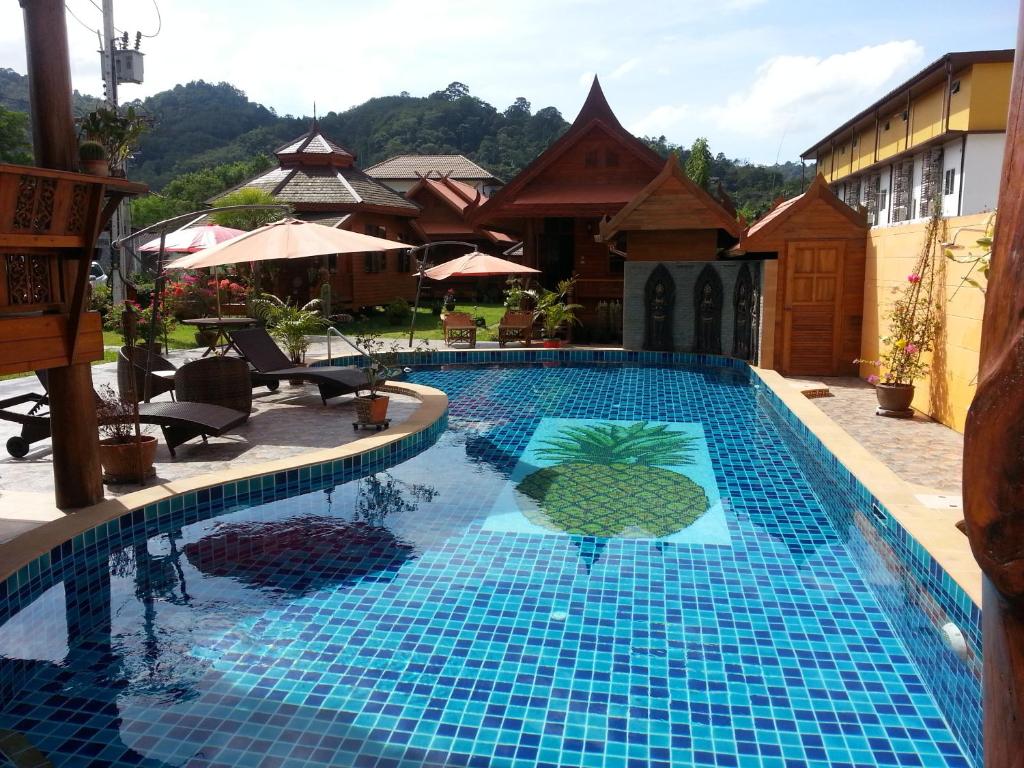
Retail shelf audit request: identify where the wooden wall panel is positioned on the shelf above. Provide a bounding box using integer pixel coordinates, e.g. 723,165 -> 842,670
0,311 -> 102,375
628,230 -> 719,261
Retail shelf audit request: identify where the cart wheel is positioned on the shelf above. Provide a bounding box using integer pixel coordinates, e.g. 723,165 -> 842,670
6,436 -> 30,459
267,381 -> 280,392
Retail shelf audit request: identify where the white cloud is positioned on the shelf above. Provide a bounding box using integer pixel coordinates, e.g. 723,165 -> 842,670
708,40 -> 925,138
629,105 -> 689,137
610,58 -> 640,79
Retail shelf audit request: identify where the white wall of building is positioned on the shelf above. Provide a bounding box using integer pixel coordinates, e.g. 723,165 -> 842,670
961,133 -> 1005,215
940,138 -> 964,217
877,168 -> 891,226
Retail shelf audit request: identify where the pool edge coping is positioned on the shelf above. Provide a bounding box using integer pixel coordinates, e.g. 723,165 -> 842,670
0,382 -> 449,585
751,366 -> 981,608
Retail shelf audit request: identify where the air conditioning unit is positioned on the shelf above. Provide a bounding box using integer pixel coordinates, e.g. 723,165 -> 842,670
113,49 -> 144,84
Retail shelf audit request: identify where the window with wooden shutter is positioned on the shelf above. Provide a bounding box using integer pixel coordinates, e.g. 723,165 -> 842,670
891,161 -> 913,223
919,148 -> 943,218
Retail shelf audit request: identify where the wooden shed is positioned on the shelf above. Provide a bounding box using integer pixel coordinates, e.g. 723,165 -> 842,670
740,174 -> 868,376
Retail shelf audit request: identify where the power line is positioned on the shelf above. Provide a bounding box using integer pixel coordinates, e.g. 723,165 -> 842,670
64,2 -> 100,35
84,0 -> 123,35
139,0 -> 161,39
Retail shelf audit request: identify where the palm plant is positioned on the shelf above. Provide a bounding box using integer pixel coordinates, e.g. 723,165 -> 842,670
251,293 -> 327,363
534,277 -> 582,340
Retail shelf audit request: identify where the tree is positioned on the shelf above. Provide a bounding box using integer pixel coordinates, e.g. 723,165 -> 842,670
430,82 -> 471,101
211,187 -> 287,230
0,105 -> 32,164
685,137 -> 713,190
504,97 -> 531,119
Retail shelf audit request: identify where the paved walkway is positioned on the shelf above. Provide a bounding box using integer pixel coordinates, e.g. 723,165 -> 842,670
809,377 -> 964,496
0,345 -> 418,544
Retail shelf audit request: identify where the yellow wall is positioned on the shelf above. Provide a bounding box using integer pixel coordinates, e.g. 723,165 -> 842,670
852,125 -> 876,172
948,67 -> 972,131
910,85 -> 944,146
860,212 -> 990,431
968,62 -> 1013,130
876,111 -> 908,162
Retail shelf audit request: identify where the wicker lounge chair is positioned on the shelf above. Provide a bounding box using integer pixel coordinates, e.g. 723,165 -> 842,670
498,311 -> 534,347
228,327 -> 375,404
442,312 -> 477,347
1,373 -> 248,458
117,345 -> 177,403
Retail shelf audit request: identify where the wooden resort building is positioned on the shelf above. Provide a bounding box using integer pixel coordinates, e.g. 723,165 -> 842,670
738,174 -> 868,377
472,77 -> 670,336
216,123 -> 421,309
406,174 -> 516,259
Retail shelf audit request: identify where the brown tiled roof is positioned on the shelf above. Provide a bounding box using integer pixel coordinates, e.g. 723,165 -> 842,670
365,154 -> 502,182
213,165 -> 419,213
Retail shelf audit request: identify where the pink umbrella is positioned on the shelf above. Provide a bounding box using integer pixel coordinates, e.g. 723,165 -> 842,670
138,225 -> 246,254
424,251 -> 540,280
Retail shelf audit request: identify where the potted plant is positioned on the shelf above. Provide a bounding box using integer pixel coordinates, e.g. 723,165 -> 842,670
96,385 -> 157,483
534,277 -> 582,348
251,294 -> 327,381
77,105 -> 150,176
78,140 -> 109,176
856,272 -> 939,416
354,333 -> 403,424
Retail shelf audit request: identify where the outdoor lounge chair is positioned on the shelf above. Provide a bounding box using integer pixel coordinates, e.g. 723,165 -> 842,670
117,345 -> 177,403
0,373 -> 248,458
228,327 -> 376,404
498,311 -> 534,347
442,312 -> 477,347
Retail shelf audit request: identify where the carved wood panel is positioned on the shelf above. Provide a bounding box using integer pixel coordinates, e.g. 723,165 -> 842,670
3,252 -> 55,308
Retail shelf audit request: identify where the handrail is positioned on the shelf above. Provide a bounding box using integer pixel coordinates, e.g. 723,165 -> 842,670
324,326 -> 364,363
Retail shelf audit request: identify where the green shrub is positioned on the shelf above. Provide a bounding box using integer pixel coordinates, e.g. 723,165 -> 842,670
385,298 -> 412,325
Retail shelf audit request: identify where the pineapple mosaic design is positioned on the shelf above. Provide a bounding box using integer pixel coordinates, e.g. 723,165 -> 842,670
516,421 -> 709,538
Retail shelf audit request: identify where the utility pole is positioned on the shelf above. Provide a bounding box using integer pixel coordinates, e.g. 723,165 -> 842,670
100,0 -> 132,304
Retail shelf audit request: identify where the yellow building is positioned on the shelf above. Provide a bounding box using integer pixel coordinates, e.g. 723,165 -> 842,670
802,50 -> 1012,225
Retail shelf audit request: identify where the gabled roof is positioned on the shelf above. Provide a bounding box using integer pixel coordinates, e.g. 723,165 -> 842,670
366,154 -> 502,182
408,175 -> 485,215
275,121 -> 356,168
473,77 -> 664,222
598,156 -> 742,240
406,175 -> 513,244
740,174 -> 867,251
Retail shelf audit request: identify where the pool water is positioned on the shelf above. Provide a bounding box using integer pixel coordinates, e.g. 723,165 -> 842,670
0,364 -> 975,767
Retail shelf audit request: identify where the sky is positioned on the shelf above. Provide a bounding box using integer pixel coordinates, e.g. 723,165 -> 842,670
0,0 -> 1017,163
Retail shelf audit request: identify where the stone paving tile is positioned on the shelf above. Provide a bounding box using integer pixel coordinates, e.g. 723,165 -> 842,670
810,377 -> 964,494
0,346 -> 418,506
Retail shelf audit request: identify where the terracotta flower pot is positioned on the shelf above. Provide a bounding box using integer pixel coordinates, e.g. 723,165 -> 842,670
355,394 -> 389,424
98,435 -> 157,483
81,159 -> 110,177
875,383 -> 915,415
543,339 -> 562,349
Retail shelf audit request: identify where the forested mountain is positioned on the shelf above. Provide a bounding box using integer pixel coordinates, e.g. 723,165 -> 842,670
0,72 -> 812,221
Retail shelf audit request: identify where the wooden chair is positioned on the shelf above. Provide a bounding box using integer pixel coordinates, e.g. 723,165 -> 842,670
442,312 -> 477,348
498,311 -> 534,347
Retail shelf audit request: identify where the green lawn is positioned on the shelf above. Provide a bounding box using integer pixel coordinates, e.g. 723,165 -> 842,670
102,324 -> 199,351
344,303 -> 507,341
0,349 -> 117,381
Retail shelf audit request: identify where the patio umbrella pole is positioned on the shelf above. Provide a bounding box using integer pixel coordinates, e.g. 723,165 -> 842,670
408,243 -> 432,348
143,231 -> 166,402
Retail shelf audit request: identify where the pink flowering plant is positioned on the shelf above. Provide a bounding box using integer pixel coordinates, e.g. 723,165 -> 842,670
856,216 -> 941,386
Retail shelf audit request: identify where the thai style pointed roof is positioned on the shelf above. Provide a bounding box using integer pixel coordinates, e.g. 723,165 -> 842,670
598,156 -> 742,240
211,123 -> 418,215
740,173 -> 867,251
473,76 -> 664,223
275,121 -> 356,168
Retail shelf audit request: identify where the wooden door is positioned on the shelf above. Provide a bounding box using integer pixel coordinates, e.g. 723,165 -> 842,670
782,241 -> 844,376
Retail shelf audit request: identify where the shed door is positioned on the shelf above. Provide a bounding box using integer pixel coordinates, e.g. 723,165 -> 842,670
782,241 -> 844,376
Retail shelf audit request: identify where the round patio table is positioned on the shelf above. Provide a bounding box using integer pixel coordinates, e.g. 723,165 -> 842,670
181,317 -> 258,357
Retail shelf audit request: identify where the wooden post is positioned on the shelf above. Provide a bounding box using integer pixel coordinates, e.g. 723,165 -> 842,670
21,0 -> 104,508
962,3 -> 1024,765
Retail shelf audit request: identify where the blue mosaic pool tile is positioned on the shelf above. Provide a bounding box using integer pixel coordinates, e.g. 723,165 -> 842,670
0,355 -> 979,768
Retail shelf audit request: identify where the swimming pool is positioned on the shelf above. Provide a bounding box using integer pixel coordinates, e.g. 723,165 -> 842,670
0,361 -> 980,767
